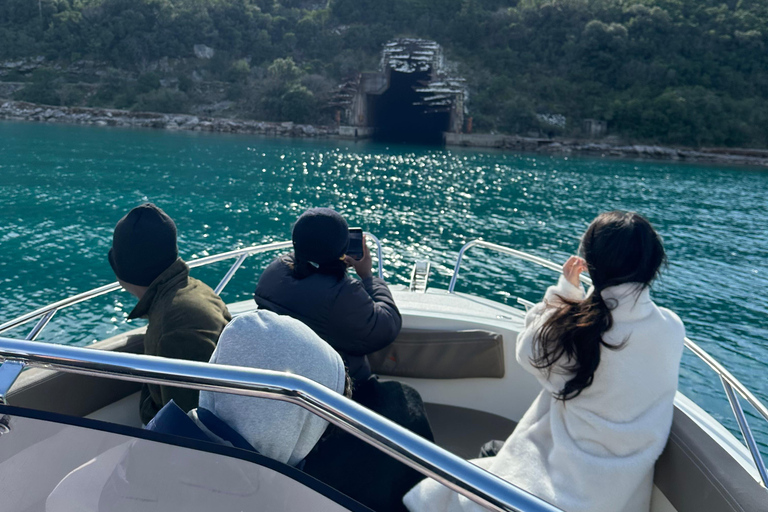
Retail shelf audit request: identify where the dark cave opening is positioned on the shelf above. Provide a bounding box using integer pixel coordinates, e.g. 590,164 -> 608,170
370,70 -> 451,146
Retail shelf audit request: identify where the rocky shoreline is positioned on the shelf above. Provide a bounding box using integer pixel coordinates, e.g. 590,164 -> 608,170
3,99 -> 768,168
0,100 -> 337,138
445,133 -> 768,168
538,140 -> 768,168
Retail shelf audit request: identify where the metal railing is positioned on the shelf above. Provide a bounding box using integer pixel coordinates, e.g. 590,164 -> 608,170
449,239 -> 768,487
0,235 -> 383,341
1,236 -> 765,498
0,337 -> 561,512
448,240 -> 595,294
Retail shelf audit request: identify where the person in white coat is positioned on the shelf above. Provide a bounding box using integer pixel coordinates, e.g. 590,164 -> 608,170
404,211 -> 685,512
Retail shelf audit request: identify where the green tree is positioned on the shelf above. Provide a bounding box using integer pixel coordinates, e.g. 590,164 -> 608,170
4,0 -> 768,146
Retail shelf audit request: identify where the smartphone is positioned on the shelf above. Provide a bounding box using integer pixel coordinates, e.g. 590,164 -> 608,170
347,227 -> 364,260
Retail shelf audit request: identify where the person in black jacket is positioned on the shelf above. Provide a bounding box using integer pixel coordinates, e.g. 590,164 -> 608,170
254,207 -> 433,512
254,207 -> 402,385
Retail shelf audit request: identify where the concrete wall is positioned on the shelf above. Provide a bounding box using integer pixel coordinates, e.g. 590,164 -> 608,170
361,72 -> 388,95
339,126 -> 375,139
583,119 -> 607,138
444,133 -> 508,148
444,132 -> 555,151
449,94 -> 465,134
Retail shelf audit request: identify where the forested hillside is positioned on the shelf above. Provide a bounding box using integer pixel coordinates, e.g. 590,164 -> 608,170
2,0 -> 768,147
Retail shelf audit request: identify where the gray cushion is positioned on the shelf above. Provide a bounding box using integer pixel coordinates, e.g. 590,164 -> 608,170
369,329 -> 504,379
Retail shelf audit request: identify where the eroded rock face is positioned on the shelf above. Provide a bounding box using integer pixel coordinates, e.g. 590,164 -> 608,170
0,83 -> 24,98
0,100 -> 337,138
193,44 -> 215,60
0,56 -> 45,73
381,39 -> 443,74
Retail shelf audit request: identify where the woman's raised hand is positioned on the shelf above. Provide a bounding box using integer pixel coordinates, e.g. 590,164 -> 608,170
563,256 -> 588,287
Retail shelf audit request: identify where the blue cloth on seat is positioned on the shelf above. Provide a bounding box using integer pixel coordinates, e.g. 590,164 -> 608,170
145,400 -> 212,443
145,399 -> 257,453
196,407 -> 256,452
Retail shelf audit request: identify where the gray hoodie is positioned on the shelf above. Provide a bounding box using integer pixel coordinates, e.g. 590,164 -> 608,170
199,310 -> 346,467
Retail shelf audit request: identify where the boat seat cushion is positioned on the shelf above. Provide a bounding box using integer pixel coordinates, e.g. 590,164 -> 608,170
654,407 -> 767,512
368,329 -> 504,379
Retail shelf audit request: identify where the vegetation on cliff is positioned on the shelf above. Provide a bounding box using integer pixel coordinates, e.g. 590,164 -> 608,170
2,0 -> 768,147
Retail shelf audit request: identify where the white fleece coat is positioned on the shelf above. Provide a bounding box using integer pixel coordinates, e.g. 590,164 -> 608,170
404,276 -> 685,512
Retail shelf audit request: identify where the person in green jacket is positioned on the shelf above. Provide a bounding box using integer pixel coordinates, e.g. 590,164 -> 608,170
108,203 -> 231,425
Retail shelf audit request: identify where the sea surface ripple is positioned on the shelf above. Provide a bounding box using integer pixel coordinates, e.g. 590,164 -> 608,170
1,121 -> 767,455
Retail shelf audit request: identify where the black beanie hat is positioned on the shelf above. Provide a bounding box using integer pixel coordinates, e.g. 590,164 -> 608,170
292,208 -> 349,266
108,203 -> 179,287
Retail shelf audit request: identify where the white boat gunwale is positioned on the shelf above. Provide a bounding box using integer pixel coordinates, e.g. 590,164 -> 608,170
0,237 -> 766,505
0,335 -> 559,512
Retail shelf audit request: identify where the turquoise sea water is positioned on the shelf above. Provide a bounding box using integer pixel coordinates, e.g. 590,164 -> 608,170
1,120 -> 767,454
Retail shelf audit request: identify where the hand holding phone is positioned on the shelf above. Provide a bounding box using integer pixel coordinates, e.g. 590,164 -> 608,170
346,227 -> 364,260
344,228 -> 372,279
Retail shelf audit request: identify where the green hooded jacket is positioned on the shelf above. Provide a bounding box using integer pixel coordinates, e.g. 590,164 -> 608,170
128,258 -> 231,424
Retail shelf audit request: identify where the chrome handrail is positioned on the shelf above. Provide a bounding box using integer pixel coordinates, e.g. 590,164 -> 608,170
449,239 -> 768,487
448,240 -> 593,294
0,337 -> 562,512
0,236 -> 384,339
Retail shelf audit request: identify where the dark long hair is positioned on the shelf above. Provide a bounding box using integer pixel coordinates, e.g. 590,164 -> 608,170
533,211 -> 666,400
283,253 -> 348,281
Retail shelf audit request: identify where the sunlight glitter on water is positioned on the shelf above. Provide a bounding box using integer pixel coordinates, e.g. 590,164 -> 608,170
1,121 -> 767,453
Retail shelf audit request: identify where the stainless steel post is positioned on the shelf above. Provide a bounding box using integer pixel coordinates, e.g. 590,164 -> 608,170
721,376 -> 768,486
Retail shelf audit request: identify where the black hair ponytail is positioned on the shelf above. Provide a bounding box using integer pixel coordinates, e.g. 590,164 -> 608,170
533,288 -> 618,400
532,211 -> 666,400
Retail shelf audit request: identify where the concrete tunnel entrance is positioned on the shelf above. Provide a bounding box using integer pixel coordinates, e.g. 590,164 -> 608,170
369,70 -> 451,145
333,39 -> 466,146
